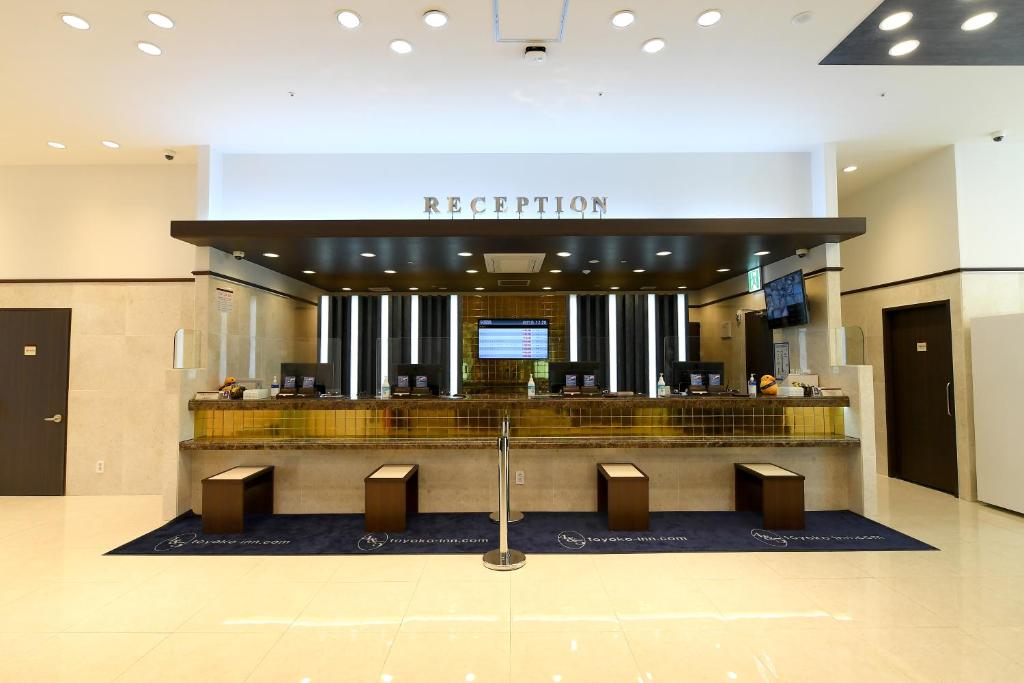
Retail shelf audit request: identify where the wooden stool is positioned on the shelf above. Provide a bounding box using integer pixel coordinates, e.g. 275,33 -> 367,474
201,466 -> 274,534
597,463 -> 649,531
735,463 -> 805,530
365,464 -> 419,532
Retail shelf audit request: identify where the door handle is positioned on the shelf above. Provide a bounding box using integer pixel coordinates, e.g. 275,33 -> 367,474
44,414 -> 63,423
945,383 -> 952,417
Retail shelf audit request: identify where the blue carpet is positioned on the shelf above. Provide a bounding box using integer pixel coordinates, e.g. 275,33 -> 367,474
107,510 -> 934,556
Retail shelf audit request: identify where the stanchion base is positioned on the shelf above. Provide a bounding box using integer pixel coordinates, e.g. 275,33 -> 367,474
482,548 -> 526,571
489,510 -> 524,524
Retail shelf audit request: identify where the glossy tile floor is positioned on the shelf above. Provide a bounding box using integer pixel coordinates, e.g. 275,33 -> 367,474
2,477 -> 1024,682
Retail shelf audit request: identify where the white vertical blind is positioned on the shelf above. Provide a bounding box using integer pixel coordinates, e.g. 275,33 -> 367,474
410,294 -> 420,364
318,295 -> 330,363
677,293 -> 688,362
380,295 -> 390,385
607,294 -> 618,393
647,293 -> 657,397
349,295 -> 359,399
448,294 -> 459,396
568,294 -> 578,362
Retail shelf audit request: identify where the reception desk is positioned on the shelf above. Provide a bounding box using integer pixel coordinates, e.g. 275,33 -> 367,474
178,393 -> 873,516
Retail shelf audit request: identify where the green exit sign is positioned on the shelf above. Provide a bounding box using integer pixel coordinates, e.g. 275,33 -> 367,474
747,267 -> 762,292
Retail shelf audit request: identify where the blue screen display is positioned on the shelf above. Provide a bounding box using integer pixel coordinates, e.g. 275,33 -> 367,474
478,319 -> 549,359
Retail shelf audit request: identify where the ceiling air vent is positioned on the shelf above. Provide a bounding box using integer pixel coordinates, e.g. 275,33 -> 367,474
498,279 -> 531,288
484,253 -> 546,273
368,287 -> 392,292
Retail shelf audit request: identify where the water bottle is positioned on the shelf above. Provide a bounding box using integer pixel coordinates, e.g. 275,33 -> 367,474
657,372 -> 668,397
270,375 -> 280,398
748,374 -> 758,397
381,375 -> 391,399
527,373 -> 536,398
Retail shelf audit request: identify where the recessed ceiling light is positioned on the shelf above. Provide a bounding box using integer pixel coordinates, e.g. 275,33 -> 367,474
791,11 -> 814,25
889,39 -> 919,57
641,38 -> 665,54
342,287 -> 352,291
697,9 -> 723,27
137,41 -> 162,56
611,10 -> 635,28
556,251 -> 572,257
47,141 -> 67,149
423,10 -> 448,28
549,269 -> 562,274
263,252 -> 279,258
677,286 -> 688,290
962,12 -> 997,32
146,12 -> 174,29
474,287 -> 485,291
409,287 -> 419,291
302,270 -> 315,274
717,268 -> 730,272
656,251 -> 672,256
754,251 -> 771,257
542,286 -> 552,290
879,11 -> 912,31
843,165 -> 859,173
457,252 -> 473,257
610,286 -> 620,290
384,269 -> 397,274
390,39 -> 413,55
101,140 -> 120,149
60,13 -> 90,30
336,10 -> 361,29
466,269 -> 478,274
633,269 -> 646,273
588,259 -> 600,264
360,252 -> 376,258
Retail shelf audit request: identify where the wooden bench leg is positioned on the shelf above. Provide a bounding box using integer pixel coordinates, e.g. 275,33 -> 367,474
203,481 -> 245,534
365,480 -> 408,533
597,471 -> 609,513
246,472 -> 274,516
735,471 -> 762,514
608,478 -> 649,531
762,478 -> 805,530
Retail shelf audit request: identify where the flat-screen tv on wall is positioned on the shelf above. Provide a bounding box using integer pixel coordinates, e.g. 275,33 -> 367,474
763,271 -> 810,329
478,319 -> 549,359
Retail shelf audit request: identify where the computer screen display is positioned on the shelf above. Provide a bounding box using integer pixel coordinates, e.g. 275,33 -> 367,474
763,270 -> 810,329
477,319 -> 549,359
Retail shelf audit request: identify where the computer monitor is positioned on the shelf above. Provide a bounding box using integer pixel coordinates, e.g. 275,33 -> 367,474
395,363 -> 443,396
671,361 -> 725,392
549,362 -> 601,394
280,362 -> 335,395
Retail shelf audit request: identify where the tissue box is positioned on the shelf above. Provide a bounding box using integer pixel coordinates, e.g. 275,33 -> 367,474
243,388 -> 270,400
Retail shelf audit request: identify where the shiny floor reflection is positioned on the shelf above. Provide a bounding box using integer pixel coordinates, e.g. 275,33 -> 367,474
1,477 -> 1023,681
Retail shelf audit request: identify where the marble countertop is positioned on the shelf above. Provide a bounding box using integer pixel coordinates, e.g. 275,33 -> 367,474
188,394 -> 850,411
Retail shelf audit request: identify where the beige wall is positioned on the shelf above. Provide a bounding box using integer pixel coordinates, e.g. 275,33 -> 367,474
955,141 -> 1024,268
0,282 -> 195,497
841,148 -> 959,292
0,165 -> 198,279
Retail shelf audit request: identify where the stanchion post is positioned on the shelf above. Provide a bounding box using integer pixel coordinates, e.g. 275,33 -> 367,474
483,415 -> 525,571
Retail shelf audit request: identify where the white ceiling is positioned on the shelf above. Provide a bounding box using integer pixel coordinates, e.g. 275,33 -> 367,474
1,0 -> 1022,197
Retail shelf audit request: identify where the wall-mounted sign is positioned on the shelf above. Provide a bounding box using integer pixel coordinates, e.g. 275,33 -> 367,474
24,345 -> 37,356
215,287 -> 234,313
747,267 -> 762,293
774,342 -> 791,378
916,342 -> 928,352
424,195 -> 608,218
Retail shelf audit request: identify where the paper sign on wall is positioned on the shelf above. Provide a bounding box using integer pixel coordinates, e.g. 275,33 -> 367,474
916,342 -> 928,352
216,287 -> 234,313
24,345 -> 37,356
774,342 -> 791,378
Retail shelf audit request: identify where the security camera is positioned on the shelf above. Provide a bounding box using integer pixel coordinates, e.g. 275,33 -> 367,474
524,45 -> 547,65
232,250 -> 245,260
163,149 -> 176,161
991,130 -> 1008,143
795,248 -> 809,258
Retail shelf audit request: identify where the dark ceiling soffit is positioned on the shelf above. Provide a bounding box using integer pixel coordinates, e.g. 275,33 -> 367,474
170,218 -> 866,242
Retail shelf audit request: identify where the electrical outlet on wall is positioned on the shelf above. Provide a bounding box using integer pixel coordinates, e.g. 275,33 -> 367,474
515,470 -> 525,485
95,460 -> 104,474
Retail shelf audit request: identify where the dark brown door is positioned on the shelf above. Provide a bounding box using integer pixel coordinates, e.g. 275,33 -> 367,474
0,309 -> 71,495
883,301 -> 958,495
744,312 -> 774,381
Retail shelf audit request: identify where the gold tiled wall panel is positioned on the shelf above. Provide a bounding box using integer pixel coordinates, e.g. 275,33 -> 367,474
194,405 -> 846,441
461,294 -> 567,392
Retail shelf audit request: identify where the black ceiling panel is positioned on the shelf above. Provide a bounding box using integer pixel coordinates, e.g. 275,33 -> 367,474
822,1 -> 1023,66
